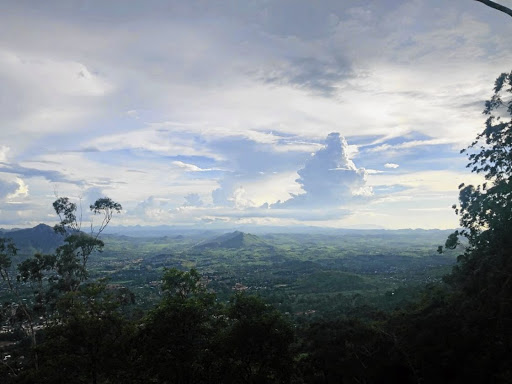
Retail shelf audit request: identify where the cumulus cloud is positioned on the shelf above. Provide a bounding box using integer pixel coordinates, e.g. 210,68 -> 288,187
229,186 -> 255,209
212,182 -> 257,209
207,135 -> 312,209
384,163 -> 399,169
0,179 -> 20,198
273,132 -> 371,208
131,196 -> 169,219
183,193 -> 203,207
7,178 -> 29,199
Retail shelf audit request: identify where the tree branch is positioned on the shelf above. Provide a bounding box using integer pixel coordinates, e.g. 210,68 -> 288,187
475,0 -> 512,18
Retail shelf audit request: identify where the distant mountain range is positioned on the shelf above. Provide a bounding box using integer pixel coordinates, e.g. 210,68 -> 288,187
0,223 -> 456,255
0,223 -> 65,254
102,224 -> 455,238
193,231 -> 270,250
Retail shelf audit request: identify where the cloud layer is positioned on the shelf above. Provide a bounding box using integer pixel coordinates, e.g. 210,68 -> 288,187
0,0 -> 509,229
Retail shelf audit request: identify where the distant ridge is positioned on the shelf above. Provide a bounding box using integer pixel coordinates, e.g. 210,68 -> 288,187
0,223 -> 65,254
103,224 -> 454,237
193,231 -> 269,250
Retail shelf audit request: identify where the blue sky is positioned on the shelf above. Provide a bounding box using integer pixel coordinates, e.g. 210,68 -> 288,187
0,0 -> 511,229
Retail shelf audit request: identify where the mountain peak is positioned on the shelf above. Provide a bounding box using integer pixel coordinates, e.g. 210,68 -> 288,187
2,224 -> 64,254
193,231 -> 268,250
33,223 -> 54,231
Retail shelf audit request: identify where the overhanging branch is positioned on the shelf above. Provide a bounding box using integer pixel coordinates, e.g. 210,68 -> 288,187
475,0 -> 512,18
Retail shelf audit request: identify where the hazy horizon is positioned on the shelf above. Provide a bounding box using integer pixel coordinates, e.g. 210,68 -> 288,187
0,221 -> 458,235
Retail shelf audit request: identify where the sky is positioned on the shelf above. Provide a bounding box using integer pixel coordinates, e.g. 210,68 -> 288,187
0,0 -> 511,230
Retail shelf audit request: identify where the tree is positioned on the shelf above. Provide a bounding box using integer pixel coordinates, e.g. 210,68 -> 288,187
297,318 -> 414,384
474,0 -> 512,18
220,293 -> 295,384
434,71 -> 512,382
33,282 -> 133,384
0,238 -> 41,371
52,196 -> 122,292
444,72 -> 512,285
161,267 -> 206,299
53,196 -> 122,237
134,268 -> 221,383
0,196 -> 122,376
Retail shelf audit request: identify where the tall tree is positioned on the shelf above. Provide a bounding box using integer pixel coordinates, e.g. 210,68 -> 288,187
52,197 -> 122,291
0,196 -> 122,375
436,71 -> 512,381
445,71 -> 512,279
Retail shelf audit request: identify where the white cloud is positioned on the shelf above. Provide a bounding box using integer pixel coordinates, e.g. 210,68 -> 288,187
167,205 -> 352,225
131,196 -> 169,220
0,0 -> 509,228
238,171 -> 302,206
0,178 -> 19,198
7,178 -> 29,199
172,161 -> 205,172
210,170 -> 301,209
183,193 -> 203,207
0,146 -> 10,162
0,50 -> 112,141
368,170 -> 485,194
271,141 -> 323,153
172,161 -> 221,172
368,138 -> 457,153
273,132 -> 371,208
85,129 -> 222,160
229,186 -> 256,209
